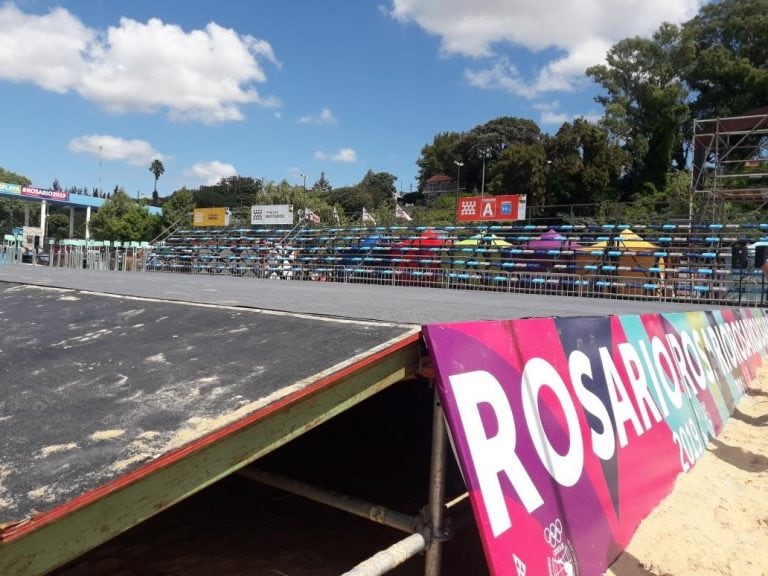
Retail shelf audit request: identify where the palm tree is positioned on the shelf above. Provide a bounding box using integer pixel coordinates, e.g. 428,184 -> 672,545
149,159 -> 165,202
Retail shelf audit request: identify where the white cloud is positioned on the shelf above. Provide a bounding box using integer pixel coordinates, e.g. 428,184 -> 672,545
540,110 -> 571,126
0,4 -> 280,123
391,0 -> 706,97
299,107 -> 337,125
314,148 -> 358,163
332,148 -> 357,163
0,3 -> 93,92
464,58 -> 536,99
186,161 -> 237,185
68,134 -> 163,166
534,101 -> 603,127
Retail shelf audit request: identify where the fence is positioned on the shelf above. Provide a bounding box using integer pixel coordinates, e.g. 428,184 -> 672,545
1,234 -> 22,265
9,225 -> 768,307
136,258 -> 766,307
46,240 -> 153,272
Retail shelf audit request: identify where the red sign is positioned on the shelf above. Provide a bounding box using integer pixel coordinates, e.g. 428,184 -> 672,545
457,194 -> 526,222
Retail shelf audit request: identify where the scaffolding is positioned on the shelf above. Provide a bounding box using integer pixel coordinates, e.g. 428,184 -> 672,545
692,106 -> 768,220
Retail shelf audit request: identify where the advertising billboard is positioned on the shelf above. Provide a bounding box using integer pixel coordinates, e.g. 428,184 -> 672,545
424,308 -> 766,575
193,207 -> 230,227
251,204 -> 294,226
21,186 -> 70,202
457,194 -> 526,222
0,182 -> 21,195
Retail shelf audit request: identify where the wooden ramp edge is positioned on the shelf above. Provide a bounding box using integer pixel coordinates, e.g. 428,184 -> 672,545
0,283 -> 422,575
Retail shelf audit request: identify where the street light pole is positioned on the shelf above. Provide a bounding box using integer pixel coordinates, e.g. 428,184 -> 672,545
453,160 -> 464,226
546,159 -> 552,205
299,172 -> 309,192
479,147 -> 491,197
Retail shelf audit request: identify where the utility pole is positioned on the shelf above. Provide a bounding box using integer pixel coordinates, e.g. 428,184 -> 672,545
98,145 -> 103,196
453,160 -> 464,226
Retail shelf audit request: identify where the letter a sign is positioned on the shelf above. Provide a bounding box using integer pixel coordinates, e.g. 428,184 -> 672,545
456,195 -> 526,222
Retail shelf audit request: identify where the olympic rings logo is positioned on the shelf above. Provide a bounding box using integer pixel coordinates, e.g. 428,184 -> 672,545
543,519 -> 563,548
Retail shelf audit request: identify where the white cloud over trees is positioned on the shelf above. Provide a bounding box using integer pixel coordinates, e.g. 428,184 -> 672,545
390,0 -> 706,97
0,3 -> 280,123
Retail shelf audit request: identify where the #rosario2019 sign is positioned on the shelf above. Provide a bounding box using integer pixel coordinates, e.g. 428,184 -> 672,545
423,308 -> 766,575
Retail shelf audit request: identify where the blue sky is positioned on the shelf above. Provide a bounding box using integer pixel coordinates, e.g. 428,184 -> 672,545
0,0 -> 709,197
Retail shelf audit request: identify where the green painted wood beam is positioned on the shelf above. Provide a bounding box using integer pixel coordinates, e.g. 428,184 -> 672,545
0,341 -> 421,576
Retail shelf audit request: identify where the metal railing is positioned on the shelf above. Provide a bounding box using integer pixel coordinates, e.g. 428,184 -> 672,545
133,255 -> 765,307
13,232 -> 768,307
1,234 -> 22,265
46,240 -> 153,272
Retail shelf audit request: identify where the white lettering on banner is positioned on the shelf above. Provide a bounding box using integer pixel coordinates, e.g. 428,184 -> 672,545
449,370 -> 544,535
686,330 -> 713,389
704,326 -> 729,375
651,337 -> 684,410
718,324 -> 738,370
638,340 -> 670,418
600,347 -> 645,447
521,358 -> 584,487
733,322 -> 749,364
666,334 -> 699,399
569,350 -> 615,461
742,320 -> 756,357
617,343 -> 663,430
446,319 -> 766,530
482,202 -> 494,217
734,322 -> 748,363
720,324 -> 738,367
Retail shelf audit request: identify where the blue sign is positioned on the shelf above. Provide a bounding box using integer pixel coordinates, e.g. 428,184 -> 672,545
0,182 -> 21,195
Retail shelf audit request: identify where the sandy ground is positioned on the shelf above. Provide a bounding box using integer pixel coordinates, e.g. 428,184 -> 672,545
607,372 -> 768,576
50,372 -> 768,576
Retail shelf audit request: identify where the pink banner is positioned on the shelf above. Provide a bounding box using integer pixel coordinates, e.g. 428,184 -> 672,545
21,186 -> 69,202
424,308 -> 766,575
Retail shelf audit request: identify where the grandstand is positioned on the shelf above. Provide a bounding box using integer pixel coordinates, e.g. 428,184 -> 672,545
13,221 -> 768,307
0,222 -> 763,575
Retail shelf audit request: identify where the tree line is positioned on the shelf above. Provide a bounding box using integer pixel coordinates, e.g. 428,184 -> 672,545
414,0 -> 766,222
1,0 -> 765,241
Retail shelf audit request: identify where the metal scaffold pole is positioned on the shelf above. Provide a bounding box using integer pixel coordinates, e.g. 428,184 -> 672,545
424,388 -> 448,576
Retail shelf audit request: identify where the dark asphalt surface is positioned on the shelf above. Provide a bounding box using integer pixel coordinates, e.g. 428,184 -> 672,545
0,279 -> 416,525
0,264 -> 726,325
0,263 -> 728,525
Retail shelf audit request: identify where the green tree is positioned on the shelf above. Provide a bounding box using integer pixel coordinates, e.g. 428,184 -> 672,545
88,189 -> 162,242
0,167 -> 32,234
459,117 -> 544,194
0,166 -> 31,186
323,186 -> 372,216
149,159 -> 165,204
547,119 -> 628,207
45,213 -> 71,240
312,172 -> 332,193
587,23 -> 691,196
681,0 -> 768,119
416,118 -> 544,195
587,24 -> 690,196
359,170 -> 397,207
416,131 -> 463,189
194,176 -> 262,208
162,188 -> 195,229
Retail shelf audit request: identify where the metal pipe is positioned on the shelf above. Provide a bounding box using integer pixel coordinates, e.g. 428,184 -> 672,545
238,468 -> 420,534
342,532 -> 427,576
424,390 -> 448,576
